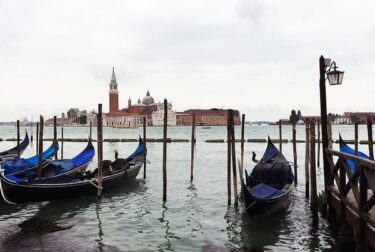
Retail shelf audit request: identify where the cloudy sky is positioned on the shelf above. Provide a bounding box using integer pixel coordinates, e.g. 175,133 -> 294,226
1,0 -> 375,122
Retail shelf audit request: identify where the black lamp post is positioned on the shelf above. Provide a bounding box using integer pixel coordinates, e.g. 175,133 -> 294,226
319,55 -> 344,191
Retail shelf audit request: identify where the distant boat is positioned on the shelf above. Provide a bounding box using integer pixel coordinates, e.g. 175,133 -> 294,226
202,126 -> 211,129
0,132 -> 30,161
240,137 -> 294,215
112,124 -> 138,129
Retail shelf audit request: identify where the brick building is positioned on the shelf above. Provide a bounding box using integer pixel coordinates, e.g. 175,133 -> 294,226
177,109 -> 241,126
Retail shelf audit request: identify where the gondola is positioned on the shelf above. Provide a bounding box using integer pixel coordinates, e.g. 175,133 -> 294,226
240,137 -> 294,215
339,134 -> 369,174
2,140 -> 59,176
0,138 -> 146,204
20,139 -> 95,179
0,132 -> 30,161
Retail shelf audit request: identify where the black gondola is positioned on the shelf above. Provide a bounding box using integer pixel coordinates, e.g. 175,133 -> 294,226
0,132 -> 30,161
240,137 -> 294,215
0,138 -> 146,204
2,140 -> 59,176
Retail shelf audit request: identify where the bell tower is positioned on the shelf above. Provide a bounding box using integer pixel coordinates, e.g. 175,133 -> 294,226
109,67 -> 119,114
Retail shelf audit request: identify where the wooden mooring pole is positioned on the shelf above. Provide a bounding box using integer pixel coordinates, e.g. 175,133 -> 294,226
279,119 -> 282,152
310,121 -> 317,212
317,121 -> 321,167
240,114 -> 245,176
36,122 -> 39,155
97,104 -> 103,198
61,113 -> 64,159
16,120 -> 20,157
190,114 -> 196,182
37,116 -> 44,179
162,99 -> 168,202
305,122 -> 310,198
227,110 -> 232,205
367,116 -> 374,160
230,110 -> 238,207
143,116 -> 147,179
89,121 -> 92,140
292,123 -> 298,185
54,116 -> 58,160
355,121 -> 359,155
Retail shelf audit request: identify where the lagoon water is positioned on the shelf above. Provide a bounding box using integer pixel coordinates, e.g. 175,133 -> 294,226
0,124 -> 372,251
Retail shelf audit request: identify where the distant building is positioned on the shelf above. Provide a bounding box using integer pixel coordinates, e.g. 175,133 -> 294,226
104,67 -> 176,126
177,109 -> 241,126
343,112 -> 375,124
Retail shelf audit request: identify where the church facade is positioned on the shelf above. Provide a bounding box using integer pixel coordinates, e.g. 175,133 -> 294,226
93,67 -> 177,127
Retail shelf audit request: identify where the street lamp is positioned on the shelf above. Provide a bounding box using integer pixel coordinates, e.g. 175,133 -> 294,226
319,55 -> 344,192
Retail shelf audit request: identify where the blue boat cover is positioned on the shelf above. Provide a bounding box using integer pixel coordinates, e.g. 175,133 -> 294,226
248,183 -> 283,201
339,135 -> 369,174
36,140 -> 95,177
2,141 -> 59,175
125,140 -> 146,161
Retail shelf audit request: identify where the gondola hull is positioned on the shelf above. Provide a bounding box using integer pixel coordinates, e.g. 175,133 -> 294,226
241,137 -> 294,215
0,163 -> 142,204
241,182 -> 292,215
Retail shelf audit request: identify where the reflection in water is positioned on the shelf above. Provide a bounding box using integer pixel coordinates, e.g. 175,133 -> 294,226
186,183 -> 203,238
95,201 -> 105,251
158,203 -> 171,251
236,209 -> 285,251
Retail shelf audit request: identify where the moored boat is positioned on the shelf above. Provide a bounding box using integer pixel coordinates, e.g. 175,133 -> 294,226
240,137 -> 294,215
2,140 -> 59,176
0,132 -> 30,161
0,138 -> 146,204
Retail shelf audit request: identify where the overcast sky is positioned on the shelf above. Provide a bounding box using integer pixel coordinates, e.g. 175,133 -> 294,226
1,0 -> 375,122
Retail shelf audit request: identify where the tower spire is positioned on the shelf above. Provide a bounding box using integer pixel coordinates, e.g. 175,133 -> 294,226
111,66 -> 116,83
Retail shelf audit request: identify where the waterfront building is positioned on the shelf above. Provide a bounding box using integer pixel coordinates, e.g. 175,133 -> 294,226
104,68 -> 176,126
176,109 -> 241,126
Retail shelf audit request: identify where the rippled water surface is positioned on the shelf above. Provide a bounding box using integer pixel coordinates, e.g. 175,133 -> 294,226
0,124 -> 371,251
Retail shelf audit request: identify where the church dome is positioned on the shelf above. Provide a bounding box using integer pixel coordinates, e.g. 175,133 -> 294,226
142,90 -> 154,105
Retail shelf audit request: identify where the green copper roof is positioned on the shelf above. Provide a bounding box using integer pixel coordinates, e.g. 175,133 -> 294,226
111,67 -> 116,82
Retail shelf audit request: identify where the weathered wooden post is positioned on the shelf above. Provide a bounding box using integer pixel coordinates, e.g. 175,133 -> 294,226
162,99 -> 168,202
227,110 -> 232,205
37,116 -> 44,179
53,116 -> 58,160
16,120 -> 20,157
30,119 -> 33,142
230,110 -> 238,207
358,164 -> 368,250
143,116 -> 147,179
367,116 -> 374,160
97,104 -> 103,198
292,123 -> 297,185
310,121 -> 317,212
190,114 -> 196,182
240,114 -> 245,176
89,121 -> 92,140
61,113 -> 64,159
36,122 -> 39,155
305,121 -> 310,198
279,119 -> 282,152
289,110 -> 299,185
328,120 -> 333,149
317,121 -> 321,167
354,121 -> 359,156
